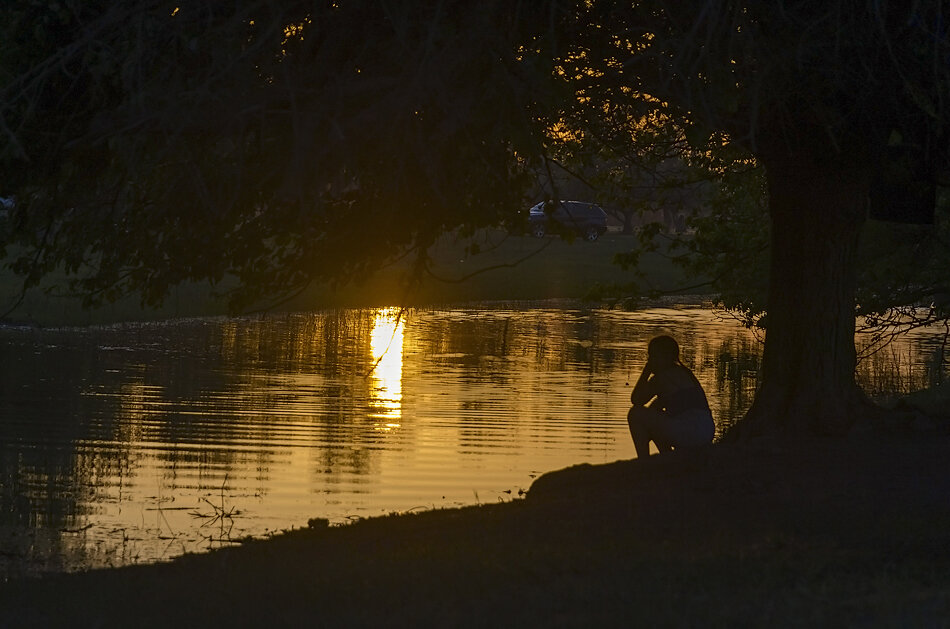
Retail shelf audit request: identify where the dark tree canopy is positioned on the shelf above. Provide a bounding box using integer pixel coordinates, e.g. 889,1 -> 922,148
3,1 -> 949,436
1,2 -> 553,308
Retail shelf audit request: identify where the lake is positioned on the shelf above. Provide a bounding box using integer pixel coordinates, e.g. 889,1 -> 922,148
0,304 -> 945,578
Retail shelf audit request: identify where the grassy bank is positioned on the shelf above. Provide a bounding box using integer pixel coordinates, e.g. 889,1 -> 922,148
0,231 -> 693,326
310,229 -> 690,309
2,425 -> 948,627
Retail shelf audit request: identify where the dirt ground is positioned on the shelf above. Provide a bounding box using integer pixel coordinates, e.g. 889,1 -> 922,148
2,423 -> 949,628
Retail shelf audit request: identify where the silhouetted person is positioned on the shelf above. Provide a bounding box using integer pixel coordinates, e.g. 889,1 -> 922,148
627,335 -> 714,457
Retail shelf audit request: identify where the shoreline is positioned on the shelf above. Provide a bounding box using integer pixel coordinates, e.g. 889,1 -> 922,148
0,231 -> 697,327
0,293 -> 721,332
2,426 -> 948,627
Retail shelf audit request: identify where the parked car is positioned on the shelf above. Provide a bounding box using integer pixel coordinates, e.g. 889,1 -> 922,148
528,200 -> 608,241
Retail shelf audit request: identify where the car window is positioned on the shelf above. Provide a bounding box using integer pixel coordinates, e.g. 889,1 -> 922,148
563,202 -> 601,219
530,201 -> 606,222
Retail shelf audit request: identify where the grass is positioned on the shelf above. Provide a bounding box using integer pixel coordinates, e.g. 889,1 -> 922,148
277,230 -> 695,313
0,230 -> 694,326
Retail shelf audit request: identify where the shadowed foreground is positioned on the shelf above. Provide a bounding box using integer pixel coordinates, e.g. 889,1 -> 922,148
2,427 -> 949,627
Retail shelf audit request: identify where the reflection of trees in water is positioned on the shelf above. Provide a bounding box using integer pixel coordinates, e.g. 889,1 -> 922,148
112,312 -> 396,476
0,454 -> 73,575
411,309 -> 767,440
925,343 -> 948,388
0,311 -> 408,575
0,328 -> 141,575
205,312 -> 407,482
855,333 -> 950,398
708,339 -> 762,435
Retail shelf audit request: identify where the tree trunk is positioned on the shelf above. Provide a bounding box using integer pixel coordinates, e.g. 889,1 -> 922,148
732,148 -> 871,438
622,210 -> 635,234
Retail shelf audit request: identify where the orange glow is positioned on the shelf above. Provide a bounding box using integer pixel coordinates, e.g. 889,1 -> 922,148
369,308 -> 405,424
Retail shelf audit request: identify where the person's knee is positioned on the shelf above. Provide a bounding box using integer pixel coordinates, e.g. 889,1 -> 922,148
627,406 -> 645,428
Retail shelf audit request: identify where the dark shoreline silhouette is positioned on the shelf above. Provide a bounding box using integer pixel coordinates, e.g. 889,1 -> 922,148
2,427 -> 948,628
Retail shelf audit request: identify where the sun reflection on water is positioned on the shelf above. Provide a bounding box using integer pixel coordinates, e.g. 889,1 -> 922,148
369,308 -> 405,426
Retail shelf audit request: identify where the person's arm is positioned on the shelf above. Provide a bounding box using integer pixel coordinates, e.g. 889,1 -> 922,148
630,362 -> 655,406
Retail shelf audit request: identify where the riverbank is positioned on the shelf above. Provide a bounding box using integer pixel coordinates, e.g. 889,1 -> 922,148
1,231 -> 694,326
2,423 -> 948,627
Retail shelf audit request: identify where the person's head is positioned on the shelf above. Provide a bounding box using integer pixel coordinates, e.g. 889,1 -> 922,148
647,335 -> 680,368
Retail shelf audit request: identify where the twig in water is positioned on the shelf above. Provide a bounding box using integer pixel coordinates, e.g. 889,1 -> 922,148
188,474 -> 241,541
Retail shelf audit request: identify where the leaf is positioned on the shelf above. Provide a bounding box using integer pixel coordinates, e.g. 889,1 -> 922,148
887,129 -> 903,146
684,123 -> 712,148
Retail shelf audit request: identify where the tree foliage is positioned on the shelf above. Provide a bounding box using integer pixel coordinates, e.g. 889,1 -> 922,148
3,2 -> 948,310
1,1 -> 556,310
528,1 -> 950,336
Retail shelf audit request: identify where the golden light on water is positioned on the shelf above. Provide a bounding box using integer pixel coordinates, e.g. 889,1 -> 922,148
11,306 -> 950,577
369,308 -> 405,425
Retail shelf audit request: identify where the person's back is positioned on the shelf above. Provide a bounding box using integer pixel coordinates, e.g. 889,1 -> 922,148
649,364 -> 710,417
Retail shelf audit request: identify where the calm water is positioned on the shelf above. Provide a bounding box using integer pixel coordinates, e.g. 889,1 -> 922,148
0,305 -> 945,578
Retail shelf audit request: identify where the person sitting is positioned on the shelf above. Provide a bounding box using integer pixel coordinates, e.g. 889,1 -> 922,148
627,335 -> 714,457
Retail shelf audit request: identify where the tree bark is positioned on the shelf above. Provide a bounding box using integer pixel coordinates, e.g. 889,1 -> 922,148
620,210 -> 635,234
732,146 -> 871,438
